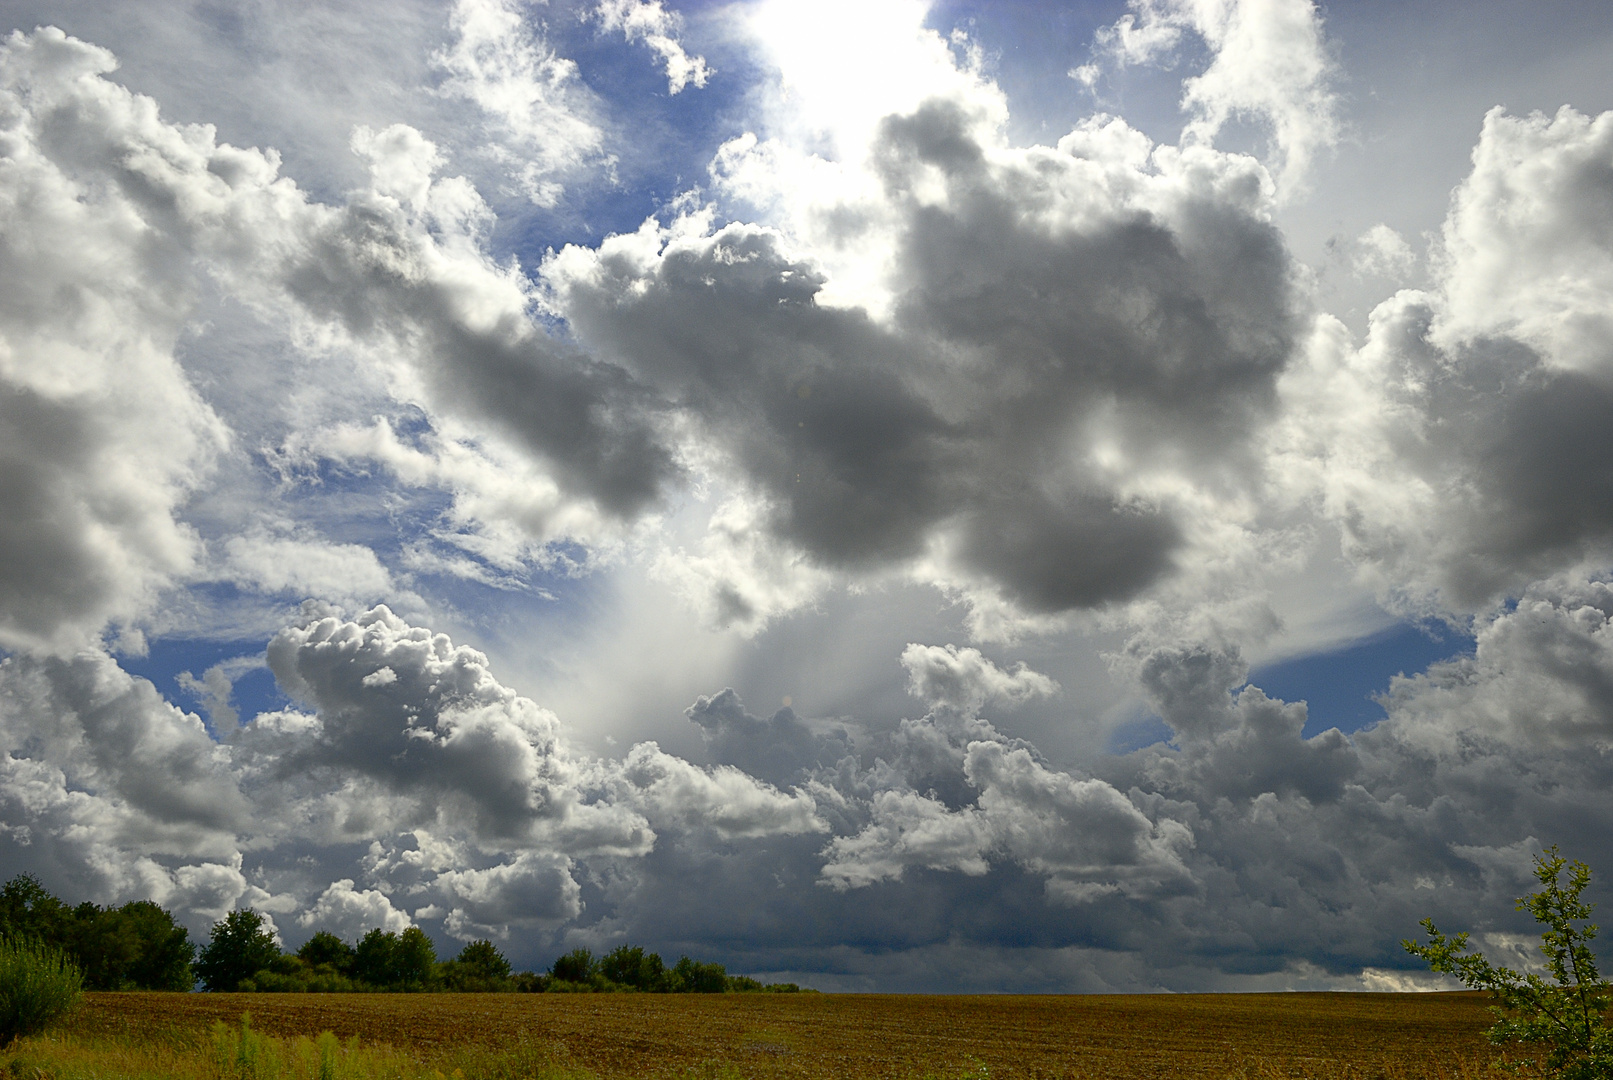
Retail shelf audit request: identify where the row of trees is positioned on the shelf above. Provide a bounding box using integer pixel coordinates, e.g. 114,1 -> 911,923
0,876 -> 193,991
0,876 -> 803,995
196,909 -> 518,993
200,909 -> 805,994
545,944 -> 804,993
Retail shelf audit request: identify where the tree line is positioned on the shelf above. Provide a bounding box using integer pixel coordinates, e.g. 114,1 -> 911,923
1,876 -> 804,994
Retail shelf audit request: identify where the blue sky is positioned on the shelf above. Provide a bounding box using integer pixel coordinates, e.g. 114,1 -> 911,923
0,0 -> 1610,992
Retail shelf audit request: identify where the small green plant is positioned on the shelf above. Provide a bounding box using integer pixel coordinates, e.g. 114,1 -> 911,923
1404,846 -> 1613,1078
0,936 -> 84,1047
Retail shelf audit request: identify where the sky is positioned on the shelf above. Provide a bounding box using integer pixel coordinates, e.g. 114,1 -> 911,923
0,0 -> 1610,993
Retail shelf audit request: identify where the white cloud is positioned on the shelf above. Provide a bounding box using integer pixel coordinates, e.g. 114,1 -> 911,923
433,0 -> 605,206
298,878 -> 412,938
0,27 -> 229,653
594,0 -> 710,94
1351,224 -> 1416,279
900,644 -> 1058,715
1085,0 -> 1339,195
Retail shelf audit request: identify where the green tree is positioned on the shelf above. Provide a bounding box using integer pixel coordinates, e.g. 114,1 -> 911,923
669,955 -> 729,994
116,901 -> 195,991
440,939 -> 513,992
1405,846 -> 1613,1078
352,928 -> 400,987
601,945 -> 665,990
0,876 -> 69,949
549,947 -> 596,985
394,927 -> 437,990
195,909 -> 280,992
296,931 -> 355,976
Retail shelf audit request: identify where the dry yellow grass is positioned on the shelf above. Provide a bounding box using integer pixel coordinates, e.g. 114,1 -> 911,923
25,990 -> 1500,1080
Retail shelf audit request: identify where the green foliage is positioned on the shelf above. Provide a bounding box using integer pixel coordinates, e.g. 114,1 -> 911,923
440,940 -> 513,992
0,937 -> 83,1047
1405,846 -> 1613,1079
600,945 -> 664,990
669,955 -> 730,994
352,927 -> 438,991
0,876 -> 194,992
297,931 -> 356,975
110,900 -> 196,991
197,909 -> 281,993
549,948 -> 597,986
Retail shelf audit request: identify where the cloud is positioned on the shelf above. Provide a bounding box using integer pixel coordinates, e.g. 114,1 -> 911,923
900,643 -> 1058,715
221,531 -> 399,608
1351,224 -> 1416,279
594,0 -> 710,94
0,27 -> 229,653
1275,106 -> 1613,612
433,0 -> 606,206
298,878 -> 412,938
1084,0 -> 1340,194
552,98 -> 1304,629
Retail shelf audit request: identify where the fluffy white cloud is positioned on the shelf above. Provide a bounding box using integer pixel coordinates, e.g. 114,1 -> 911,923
298,878 -> 412,938
1083,0 -> 1339,194
1275,106 -> 1613,612
0,28 -> 228,653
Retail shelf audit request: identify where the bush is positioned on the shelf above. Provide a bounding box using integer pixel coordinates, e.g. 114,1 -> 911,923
1405,845 -> 1613,1078
0,937 -> 83,1046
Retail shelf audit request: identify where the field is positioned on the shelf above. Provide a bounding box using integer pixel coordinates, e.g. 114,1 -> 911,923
6,990 -> 1500,1080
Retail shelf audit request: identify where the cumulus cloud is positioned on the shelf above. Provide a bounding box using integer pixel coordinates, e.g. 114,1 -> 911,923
1083,0 -> 1339,193
298,878 -> 412,938
551,97 -> 1304,629
0,28 -> 228,653
1276,105 -> 1613,611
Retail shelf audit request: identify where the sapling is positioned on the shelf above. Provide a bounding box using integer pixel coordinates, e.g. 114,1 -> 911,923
1404,846 -> 1613,1079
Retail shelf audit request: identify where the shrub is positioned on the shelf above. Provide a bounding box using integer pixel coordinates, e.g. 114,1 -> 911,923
196,909 -> 281,992
1405,845 -> 1613,1078
0,937 -> 83,1047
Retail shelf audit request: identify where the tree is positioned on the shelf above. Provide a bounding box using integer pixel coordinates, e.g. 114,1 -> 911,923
115,901 -> 195,991
195,909 -> 280,992
352,928 -> 400,988
394,927 -> 437,990
352,927 -> 437,990
0,876 -> 69,948
601,945 -> 665,990
550,947 -> 596,985
669,955 -> 729,994
441,940 -> 513,992
297,931 -> 355,976
1405,846 -> 1613,1078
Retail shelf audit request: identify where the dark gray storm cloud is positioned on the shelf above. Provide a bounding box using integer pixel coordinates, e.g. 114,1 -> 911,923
549,99 -> 1304,618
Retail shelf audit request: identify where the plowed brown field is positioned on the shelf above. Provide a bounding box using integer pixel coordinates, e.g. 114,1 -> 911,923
64,990 -> 1496,1079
